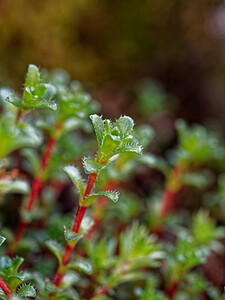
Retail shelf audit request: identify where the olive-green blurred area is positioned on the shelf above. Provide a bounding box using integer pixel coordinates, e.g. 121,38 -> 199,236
1,0 -> 225,123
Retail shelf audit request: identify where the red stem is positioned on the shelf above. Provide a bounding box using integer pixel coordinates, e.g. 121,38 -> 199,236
10,135 -> 57,253
166,282 -> 178,300
92,285 -> 109,298
72,206 -> 87,233
0,277 -> 12,297
25,136 -> 56,212
159,189 -> 175,218
16,110 -> 22,123
54,173 -> 97,287
159,165 -> 184,219
83,173 -> 98,200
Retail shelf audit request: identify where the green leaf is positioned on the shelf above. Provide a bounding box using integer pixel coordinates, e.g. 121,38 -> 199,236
0,88 -> 22,109
117,271 -> 147,284
181,171 -> 213,189
0,236 -> 6,247
0,256 -> 12,269
29,99 -> 57,111
99,134 -> 121,161
84,191 -> 119,207
45,240 -> 63,266
113,116 -> 134,139
176,119 -> 223,165
115,143 -> 142,156
133,124 -> 155,148
90,114 -> 105,149
17,285 -> 36,297
61,271 -> 80,290
25,64 -> 40,88
36,83 -> 56,101
119,222 -> 163,265
104,120 -> 111,134
83,158 -> 103,174
171,234 -> 210,273
64,166 -> 85,201
44,280 -> 59,294
0,180 -> 30,195
66,258 -> 92,275
86,238 -> 117,270
0,114 -> 42,159
11,257 -> 24,273
192,211 -> 225,246
63,227 -> 83,243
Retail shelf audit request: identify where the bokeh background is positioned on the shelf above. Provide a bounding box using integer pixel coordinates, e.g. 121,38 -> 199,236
1,0 -> 225,127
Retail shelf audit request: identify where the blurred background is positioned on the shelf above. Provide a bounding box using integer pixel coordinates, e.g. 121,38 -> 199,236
0,0 -> 225,126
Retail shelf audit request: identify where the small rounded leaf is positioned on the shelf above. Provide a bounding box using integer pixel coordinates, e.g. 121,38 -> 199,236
113,116 -> 134,138
25,64 -> 40,88
83,158 -> 103,174
17,285 -> 36,297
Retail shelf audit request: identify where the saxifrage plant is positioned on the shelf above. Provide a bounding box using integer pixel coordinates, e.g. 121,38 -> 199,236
0,65 -> 224,300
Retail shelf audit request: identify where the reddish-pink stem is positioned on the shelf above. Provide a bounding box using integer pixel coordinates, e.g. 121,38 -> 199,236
83,173 -> 98,200
0,277 -> 12,297
53,207 -> 87,287
72,206 -> 87,233
54,173 -> 97,287
10,134 -> 58,253
159,165 -> 184,219
92,285 -> 109,298
16,109 -> 22,124
159,189 -> 175,218
166,282 -> 178,300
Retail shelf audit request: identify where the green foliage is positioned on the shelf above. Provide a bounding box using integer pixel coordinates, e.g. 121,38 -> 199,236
90,114 -> 142,165
63,166 -> 85,203
65,258 -> 92,275
86,238 -> 117,270
118,222 -> 163,269
175,120 -> 224,166
89,223 -> 164,295
0,65 -> 56,112
17,285 -> 36,298
45,240 -> 63,267
63,227 -> 83,243
41,72 -> 98,136
105,193 -> 140,223
84,191 -> 119,207
0,65 -> 224,300
191,210 -> 224,248
83,158 -> 103,175
0,113 -> 41,159
136,277 -> 167,300
164,212 -> 224,290
135,80 -> 171,117
0,253 -> 35,297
